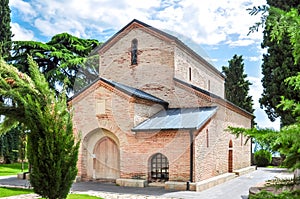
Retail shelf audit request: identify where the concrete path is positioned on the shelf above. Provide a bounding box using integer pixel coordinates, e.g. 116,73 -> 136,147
0,168 -> 293,199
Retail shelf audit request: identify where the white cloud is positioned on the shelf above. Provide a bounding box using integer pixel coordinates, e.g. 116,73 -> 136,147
245,56 -> 261,62
10,0 -> 37,19
10,0 -> 267,45
227,39 -> 255,47
11,23 -> 35,41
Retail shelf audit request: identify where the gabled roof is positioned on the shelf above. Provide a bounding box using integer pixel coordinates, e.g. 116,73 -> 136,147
69,77 -> 169,107
132,106 -> 218,132
91,19 -> 224,79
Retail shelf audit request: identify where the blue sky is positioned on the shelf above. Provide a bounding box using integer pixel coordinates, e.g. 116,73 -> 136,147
9,0 -> 280,130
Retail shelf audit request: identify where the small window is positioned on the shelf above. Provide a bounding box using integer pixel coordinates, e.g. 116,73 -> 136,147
206,129 -> 209,147
208,80 -> 211,91
241,135 -> 243,146
189,67 -> 192,81
229,140 -> 233,148
131,39 -> 138,65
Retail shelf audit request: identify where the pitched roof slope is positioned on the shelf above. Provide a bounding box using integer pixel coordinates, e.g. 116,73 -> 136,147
132,106 -> 218,131
69,77 -> 169,107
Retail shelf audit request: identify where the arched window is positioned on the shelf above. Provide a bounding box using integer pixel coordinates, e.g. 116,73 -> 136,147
131,39 -> 138,65
229,139 -> 233,148
150,153 -> 169,182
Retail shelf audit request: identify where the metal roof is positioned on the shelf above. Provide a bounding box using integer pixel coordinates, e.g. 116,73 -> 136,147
132,106 -> 218,132
69,77 -> 169,107
100,78 -> 169,107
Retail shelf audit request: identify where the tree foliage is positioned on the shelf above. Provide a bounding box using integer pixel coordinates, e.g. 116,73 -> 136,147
0,0 -> 13,59
258,1 -> 300,126
0,57 -> 79,199
0,126 -> 20,163
230,3 -> 300,171
230,78 -> 300,170
254,149 -> 272,167
222,54 -> 254,114
8,33 -> 100,95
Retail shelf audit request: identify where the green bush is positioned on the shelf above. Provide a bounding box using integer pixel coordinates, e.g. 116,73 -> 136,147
254,149 -> 272,167
250,190 -> 300,199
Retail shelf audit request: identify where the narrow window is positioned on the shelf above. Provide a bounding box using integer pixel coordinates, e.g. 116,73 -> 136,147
208,80 -> 211,91
189,67 -> 192,81
241,135 -> 243,146
206,129 -> 209,147
131,39 -> 138,65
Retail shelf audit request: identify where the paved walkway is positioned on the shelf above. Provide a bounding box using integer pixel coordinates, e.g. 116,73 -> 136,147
0,168 -> 293,199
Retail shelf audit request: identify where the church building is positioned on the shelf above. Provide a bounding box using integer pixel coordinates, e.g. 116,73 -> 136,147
69,19 -> 253,191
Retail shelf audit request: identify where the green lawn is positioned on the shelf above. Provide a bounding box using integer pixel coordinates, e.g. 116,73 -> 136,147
0,187 -> 33,197
0,162 -> 29,176
0,187 -> 103,198
67,194 -> 103,199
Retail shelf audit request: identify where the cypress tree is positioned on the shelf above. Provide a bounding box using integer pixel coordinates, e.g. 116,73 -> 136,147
259,0 -> 300,126
0,58 -> 79,199
0,127 -> 20,163
0,0 -> 12,59
222,54 -> 254,115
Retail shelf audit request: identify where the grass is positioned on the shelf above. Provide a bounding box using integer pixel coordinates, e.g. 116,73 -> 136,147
0,187 -> 103,198
0,162 -> 29,176
0,187 -> 33,197
67,194 -> 103,199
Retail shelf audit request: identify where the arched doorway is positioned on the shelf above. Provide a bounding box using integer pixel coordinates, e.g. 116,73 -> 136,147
228,140 -> 233,172
93,137 -> 120,180
150,153 -> 169,182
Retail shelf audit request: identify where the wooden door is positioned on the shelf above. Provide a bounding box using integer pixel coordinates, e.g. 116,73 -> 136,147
93,137 -> 120,179
228,149 -> 233,172
228,140 -> 233,172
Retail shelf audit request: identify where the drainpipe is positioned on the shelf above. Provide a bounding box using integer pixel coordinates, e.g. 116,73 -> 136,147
187,129 -> 194,191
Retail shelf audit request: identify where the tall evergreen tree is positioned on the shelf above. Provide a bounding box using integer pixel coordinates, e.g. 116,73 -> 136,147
8,33 -> 100,95
0,58 -> 79,199
0,0 -> 21,164
222,54 -> 254,114
0,126 -> 20,163
259,0 -> 300,126
0,0 -> 12,59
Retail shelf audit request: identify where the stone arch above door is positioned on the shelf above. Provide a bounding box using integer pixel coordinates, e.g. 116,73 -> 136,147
82,128 -> 120,180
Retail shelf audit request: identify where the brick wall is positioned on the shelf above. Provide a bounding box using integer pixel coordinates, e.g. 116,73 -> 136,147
194,106 -> 251,182
174,46 -> 225,98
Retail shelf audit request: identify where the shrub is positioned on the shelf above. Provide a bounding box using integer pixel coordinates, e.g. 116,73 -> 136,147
254,149 -> 272,167
250,190 -> 300,199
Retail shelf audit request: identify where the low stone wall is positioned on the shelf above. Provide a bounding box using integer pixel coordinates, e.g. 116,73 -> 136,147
116,179 -> 148,187
234,166 -> 257,176
165,181 -> 196,191
196,173 -> 236,192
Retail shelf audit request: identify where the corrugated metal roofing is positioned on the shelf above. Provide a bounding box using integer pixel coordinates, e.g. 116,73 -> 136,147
132,106 -> 218,131
100,78 -> 169,107
69,77 -> 169,107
